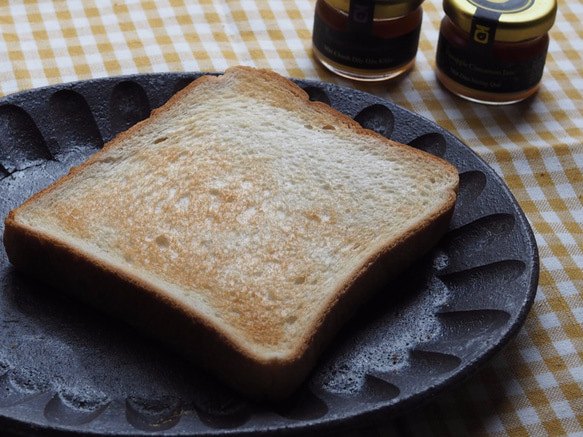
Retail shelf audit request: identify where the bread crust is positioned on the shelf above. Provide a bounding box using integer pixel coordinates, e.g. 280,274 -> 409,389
3,66 -> 458,400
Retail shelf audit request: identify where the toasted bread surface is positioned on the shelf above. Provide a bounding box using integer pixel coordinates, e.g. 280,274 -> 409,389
3,66 -> 458,399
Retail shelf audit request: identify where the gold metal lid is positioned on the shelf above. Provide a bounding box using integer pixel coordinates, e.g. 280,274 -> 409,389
325,0 -> 424,19
443,0 -> 557,42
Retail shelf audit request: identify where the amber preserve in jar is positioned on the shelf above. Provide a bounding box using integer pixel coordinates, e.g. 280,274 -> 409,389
312,0 -> 424,81
435,0 -> 557,104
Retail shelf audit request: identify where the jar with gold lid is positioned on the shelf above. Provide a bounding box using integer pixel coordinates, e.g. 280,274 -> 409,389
312,0 -> 424,81
435,0 -> 557,104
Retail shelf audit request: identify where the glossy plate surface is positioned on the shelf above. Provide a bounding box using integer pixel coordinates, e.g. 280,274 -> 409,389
0,73 -> 538,436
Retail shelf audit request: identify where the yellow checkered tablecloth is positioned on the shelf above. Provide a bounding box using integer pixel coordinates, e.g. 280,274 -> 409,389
0,0 -> 581,436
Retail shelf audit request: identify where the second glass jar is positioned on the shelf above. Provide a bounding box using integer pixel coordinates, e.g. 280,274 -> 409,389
312,0 -> 424,81
435,0 -> 557,104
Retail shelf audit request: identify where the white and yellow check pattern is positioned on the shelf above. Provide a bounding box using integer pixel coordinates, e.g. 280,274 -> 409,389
1,0 -> 582,435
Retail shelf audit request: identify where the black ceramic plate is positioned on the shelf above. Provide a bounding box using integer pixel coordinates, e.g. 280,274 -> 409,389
0,73 -> 538,436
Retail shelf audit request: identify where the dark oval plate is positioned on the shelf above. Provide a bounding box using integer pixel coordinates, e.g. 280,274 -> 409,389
0,73 -> 538,436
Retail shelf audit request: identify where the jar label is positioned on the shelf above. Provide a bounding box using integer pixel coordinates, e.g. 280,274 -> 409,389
312,12 -> 421,70
348,0 -> 375,36
436,33 -> 548,93
468,8 -> 500,52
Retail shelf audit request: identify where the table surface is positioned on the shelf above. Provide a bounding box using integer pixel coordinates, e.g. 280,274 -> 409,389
0,1 -> 581,436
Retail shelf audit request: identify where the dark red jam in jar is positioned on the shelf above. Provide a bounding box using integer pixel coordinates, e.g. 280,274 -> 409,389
312,0 -> 424,81
435,0 -> 557,104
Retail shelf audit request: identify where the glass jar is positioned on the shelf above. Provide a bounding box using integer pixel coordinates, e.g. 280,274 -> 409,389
435,0 -> 557,105
312,0 -> 424,81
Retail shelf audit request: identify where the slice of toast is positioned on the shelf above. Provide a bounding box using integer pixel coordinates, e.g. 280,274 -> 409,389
3,66 -> 458,400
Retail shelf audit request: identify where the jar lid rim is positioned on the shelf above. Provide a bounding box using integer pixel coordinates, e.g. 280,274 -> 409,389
443,0 -> 557,41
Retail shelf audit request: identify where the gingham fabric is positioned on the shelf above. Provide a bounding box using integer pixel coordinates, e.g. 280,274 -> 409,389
0,0 -> 581,436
